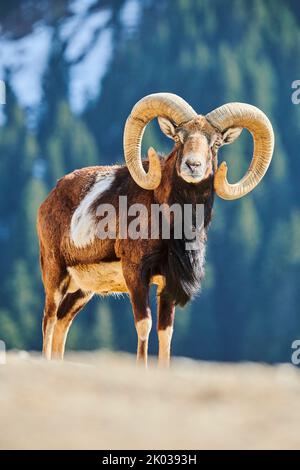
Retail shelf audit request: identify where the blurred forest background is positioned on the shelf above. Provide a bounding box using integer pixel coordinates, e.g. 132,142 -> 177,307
0,0 -> 300,362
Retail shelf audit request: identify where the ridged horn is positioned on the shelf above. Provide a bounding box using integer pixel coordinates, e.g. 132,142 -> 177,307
206,103 -> 274,200
123,93 -> 197,190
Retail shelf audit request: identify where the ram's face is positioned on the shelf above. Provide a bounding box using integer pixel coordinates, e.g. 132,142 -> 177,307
176,119 -> 218,183
158,116 -> 242,184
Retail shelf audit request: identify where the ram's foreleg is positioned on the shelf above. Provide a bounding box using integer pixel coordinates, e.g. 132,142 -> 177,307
157,289 -> 175,368
122,259 -> 152,367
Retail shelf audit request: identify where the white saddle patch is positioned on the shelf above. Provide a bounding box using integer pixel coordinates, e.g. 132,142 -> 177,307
71,170 -> 116,248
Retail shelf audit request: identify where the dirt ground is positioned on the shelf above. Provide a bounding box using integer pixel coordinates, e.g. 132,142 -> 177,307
0,351 -> 300,450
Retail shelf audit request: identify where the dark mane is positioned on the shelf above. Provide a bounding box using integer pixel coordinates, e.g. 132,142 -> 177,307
141,172 -> 214,306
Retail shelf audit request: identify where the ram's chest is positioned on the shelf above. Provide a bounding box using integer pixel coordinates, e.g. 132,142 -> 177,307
67,262 -> 165,295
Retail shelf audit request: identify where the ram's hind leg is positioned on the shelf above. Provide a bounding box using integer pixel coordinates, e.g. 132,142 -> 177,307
42,292 -> 62,360
40,243 -> 69,360
42,272 -> 67,360
52,290 -> 93,360
157,290 -> 175,368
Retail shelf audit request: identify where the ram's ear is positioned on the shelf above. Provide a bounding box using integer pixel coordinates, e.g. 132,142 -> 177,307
221,127 -> 243,145
158,117 -> 177,139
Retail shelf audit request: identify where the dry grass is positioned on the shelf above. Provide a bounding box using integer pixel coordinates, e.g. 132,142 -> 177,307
0,351 -> 300,450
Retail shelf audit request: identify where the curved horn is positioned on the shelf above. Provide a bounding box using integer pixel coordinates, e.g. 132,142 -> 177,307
206,103 -> 274,200
124,93 -> 197,190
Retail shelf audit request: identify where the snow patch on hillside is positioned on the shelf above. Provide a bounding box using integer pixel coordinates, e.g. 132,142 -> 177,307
60,8 -> 112,113
68,27 -> 113,113
120,0 -> 141,31
0,24 -> 52,109
69,0 -> 98,15
0,0 -> 142,120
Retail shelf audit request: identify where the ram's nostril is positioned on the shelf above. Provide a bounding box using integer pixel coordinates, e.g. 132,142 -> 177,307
186,160 -> 201,172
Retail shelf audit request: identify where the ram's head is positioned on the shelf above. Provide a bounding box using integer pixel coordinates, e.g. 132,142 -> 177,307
123,93 -> 274,200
